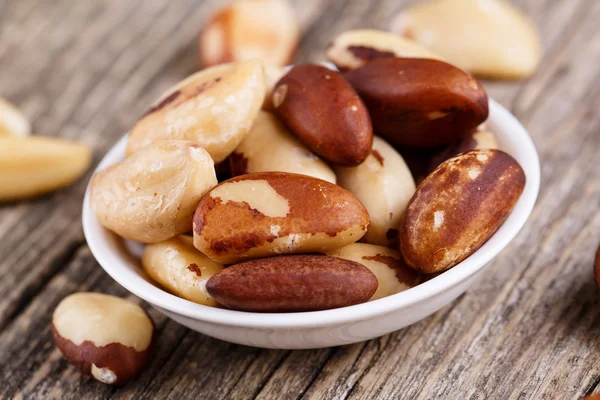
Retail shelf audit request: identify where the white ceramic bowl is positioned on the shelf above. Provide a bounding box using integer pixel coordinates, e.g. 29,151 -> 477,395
82,99 -> 540,349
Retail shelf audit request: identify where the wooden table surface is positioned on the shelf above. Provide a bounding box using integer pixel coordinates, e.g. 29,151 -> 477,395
1,0 -> 599,398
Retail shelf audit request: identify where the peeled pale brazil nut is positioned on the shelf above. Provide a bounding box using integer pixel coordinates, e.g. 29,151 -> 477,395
326,29 -> 443,72
206,255 -> 378,312
126,60 -> 266,163
52,293 -> 154,385
326,243 -> 420,301
0,136 -> 92,201
391,0 -> 541,79
272,64 -> 373,166
142,235 -> 224,306
399,149 -> 525,274
91,140 -> 217,243
230,111 -> 336,183
344,57 -> 489,149
198,0 -> 299,68
193,172 -> 369,264
335,136 -> 415,247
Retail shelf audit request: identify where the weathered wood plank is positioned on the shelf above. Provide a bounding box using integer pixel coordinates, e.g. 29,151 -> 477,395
0,0 -> 599,399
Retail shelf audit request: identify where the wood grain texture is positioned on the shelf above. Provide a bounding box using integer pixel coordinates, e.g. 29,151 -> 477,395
0,0 -> 599,399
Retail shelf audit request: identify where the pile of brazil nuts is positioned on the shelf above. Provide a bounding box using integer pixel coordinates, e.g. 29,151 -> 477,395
88,28 -> 527,314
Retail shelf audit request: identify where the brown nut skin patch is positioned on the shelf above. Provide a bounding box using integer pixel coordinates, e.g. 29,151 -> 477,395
214,158 -> 233,182
429,130 -> 499,172
399,149 -> 525,274
193,172 -> 370,264
273,64 -> 373,166
206,255 -> 378,312
398,147 -> 442,185
595,245 -> 600,289
229,151 -> 249,176
51,324 -> 154,386
344,57 -> 489,149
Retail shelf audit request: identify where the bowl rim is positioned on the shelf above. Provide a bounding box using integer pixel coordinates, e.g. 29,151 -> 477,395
83,98 -> 540,329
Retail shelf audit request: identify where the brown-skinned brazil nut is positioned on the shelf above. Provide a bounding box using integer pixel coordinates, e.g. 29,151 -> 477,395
272,64 -> 373,166
399,149 -> 525,274
344,57 -> 489,149
51,293 -> 154,386
193,172 -> 369,264
206,255 -> 378,312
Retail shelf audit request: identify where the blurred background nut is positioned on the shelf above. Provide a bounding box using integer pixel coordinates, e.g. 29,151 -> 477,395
198,0 -> 299,68
230,111 -> 336,183
142,235 -> 224,306
326,243 -> 420,301
335,136 -> 415,247
326,29 -> 443,72
52,293 -> 154,386
0,136 -> 92,202
391,0 -> 541,79
91,140 -> 217,243
126,60 -> 266,163
0,97 -> 31,136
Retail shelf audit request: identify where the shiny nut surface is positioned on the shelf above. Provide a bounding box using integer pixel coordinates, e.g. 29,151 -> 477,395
142,235 -> 224,306
206,255 -> 378,312
335,136 -> 415,246
399,149 -> 526,274
91,140 -> 217,243
273,64 -> 373,166
0,97 -> 31,136
429,130 -> 499,172
193,172 -> 369,264
326,29 -> 443,71
0,137 -> 91,201
391,0 -> 541,79
198,0 -> 298,68
326,243 -> 420,301
230,111 -> 336,183
345,57 -> 489,149
126,60 -> 266,163
52,293 -> 154,385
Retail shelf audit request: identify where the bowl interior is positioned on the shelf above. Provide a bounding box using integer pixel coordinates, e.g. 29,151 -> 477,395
82,98 -> 540,328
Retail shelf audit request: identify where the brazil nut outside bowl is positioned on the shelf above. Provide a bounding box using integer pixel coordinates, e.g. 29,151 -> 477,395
82,98 -> 540,350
